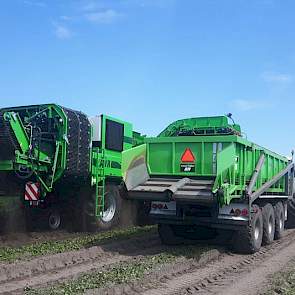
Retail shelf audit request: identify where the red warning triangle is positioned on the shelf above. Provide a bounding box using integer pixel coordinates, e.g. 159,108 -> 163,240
181,148 -> 195,162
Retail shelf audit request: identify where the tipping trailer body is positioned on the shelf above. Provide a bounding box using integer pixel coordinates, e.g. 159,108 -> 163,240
123,116 -> 294,253
0,104 -> 144,230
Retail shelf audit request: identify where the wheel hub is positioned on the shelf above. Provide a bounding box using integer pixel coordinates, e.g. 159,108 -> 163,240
268,215 -> 274,234
279,212 -> 284,230
254,226 -> 260,240
101,193 -> 116,223
254,218 -> 261,241
48,212 -> 61,230
268,221 -> 272,234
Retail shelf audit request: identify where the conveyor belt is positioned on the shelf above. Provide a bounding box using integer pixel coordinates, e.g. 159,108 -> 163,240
62,108 -> 91,179
0,112 -> 20,160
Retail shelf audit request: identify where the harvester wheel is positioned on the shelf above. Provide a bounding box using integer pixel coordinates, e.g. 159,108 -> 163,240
262,203 -> 275,245
274,202 -> 285,240
24,208 -> 33,231
48,209 -> 61,230
86,184 -> 122,232
233,205 -> 263,254
158,224 -> 183,245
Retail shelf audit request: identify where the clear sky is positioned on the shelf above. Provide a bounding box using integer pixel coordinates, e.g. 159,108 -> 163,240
0,0 -> 294,156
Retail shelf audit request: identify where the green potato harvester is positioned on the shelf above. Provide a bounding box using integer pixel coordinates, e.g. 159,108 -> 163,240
0,104 -> 144,231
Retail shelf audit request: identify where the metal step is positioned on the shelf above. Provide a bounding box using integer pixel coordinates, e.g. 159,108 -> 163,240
134,184 -> 212,192
174,190 -> 214,204
148,178 -> 214,185
128,177 -> 215,205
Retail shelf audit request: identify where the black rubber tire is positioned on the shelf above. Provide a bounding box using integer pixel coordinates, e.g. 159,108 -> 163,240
274,202 -> 285,240
158,224 -> 184,245
85,184 -> 123,232
24,208 -> 34,231
233,205 -> 263,254
286,199 -> 295,229
262,203 -> 275,245
70,193 -> 87,232
48,209 -> 62,231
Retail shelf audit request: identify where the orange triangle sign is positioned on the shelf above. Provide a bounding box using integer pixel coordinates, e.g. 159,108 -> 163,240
181,148 -> 195,162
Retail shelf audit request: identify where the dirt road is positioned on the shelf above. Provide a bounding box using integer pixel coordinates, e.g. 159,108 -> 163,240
141,229 -> 295,295
0,227 -> 295,294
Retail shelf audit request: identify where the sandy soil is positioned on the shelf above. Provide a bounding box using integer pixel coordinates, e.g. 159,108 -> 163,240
1,229 -> 295,294
138,229 -> 295,295
0,230 -> 160,294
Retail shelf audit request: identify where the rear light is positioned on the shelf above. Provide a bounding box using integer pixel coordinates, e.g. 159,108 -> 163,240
151,203 -> 166,210
230,207 -> 248,217
241,208 -> 249,216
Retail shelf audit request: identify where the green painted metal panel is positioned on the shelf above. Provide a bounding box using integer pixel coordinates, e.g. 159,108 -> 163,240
146,137 -> 288,181
0,161 -> 13,170
146,137 -> 232,177
216,144 -> 236,175
144,116 -> 289,205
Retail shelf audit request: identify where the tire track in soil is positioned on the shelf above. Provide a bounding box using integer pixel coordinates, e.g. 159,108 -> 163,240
0,232 -> 161,294
86,249 -> 222,295
139,229 -> 295,295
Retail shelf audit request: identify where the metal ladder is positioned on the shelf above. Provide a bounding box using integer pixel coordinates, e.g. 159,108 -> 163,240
95,152 -> 105,217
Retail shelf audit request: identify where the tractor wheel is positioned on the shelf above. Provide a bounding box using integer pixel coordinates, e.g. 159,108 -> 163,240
233,205 -> 263,254
158,224 -> 184,245
274,202 -> 285,240
85,184 -> 123,232
262,203 -> 275,245
48,209 -> 61,230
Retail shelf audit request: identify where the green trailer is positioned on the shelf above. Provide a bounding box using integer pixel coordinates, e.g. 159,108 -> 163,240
0,104 -> 144,231
123,115 -> 295,253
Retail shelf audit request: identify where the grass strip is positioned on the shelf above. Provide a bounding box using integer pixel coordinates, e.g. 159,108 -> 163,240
25,245 -> 210,295
263,259 -> 295,295
0,226 -> 156,263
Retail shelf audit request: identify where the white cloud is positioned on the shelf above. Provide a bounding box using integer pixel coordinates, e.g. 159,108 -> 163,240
231,99 -> 270,111
261,71 -> 292,83
54,24 -> 73,40
85,9 -> 124,24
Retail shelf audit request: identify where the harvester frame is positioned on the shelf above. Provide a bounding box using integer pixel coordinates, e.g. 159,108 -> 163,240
0,104 -> 143,231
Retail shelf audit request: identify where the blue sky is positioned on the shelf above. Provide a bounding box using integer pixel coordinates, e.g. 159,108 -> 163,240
0,0 -> 294,156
